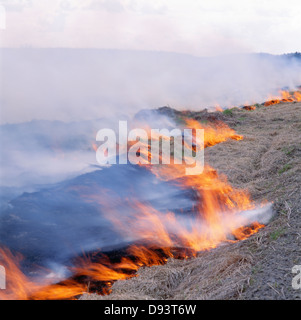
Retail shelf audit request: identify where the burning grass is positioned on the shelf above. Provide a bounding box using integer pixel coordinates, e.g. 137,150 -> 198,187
0,112 -> 270,300
255,90 -> 300,108
81,243 -> 254,300
2,92 -> 300,300
82,100 -> 301,300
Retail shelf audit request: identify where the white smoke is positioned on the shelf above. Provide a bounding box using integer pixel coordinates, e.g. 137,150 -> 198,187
1,49 -> 301,124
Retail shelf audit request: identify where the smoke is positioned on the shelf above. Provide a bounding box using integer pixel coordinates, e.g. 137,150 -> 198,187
239,203 -> 274,226
1,49 -> 301,124
0,47 -> 289,282
0,119 -> 98,190
0,107 -> 176,192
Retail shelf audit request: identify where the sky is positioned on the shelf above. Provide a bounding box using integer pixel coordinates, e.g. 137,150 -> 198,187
0,0 -> 301,56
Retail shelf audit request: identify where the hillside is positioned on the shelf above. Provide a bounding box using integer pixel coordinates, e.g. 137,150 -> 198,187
82,101 -> 301,300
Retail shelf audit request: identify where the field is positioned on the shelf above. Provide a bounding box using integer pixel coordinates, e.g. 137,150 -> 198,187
82,101 -> 301,300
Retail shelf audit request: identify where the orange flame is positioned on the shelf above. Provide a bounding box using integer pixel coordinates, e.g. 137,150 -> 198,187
0,247 -> 86,300
264,90 -> 301,106
293,91 -> 301,101
185,119 -> 243,146
215,104 -> 223,112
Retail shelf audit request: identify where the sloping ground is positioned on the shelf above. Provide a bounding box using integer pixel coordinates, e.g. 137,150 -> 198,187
81,102 -> 301,300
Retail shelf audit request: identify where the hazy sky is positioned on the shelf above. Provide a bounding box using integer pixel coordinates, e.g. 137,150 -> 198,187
0,0 -> 301,56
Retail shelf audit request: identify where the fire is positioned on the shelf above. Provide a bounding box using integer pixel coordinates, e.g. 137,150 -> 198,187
232,222 -> 265,240
0,247 -> 40,300
215,104 -> 223,112
243,105 -> 256,111
0,247 -> 87,300
264,90 -> 301,106
184,119 -> 243,147
264,99 -> 281,107
0,116 -> 267,300
280,90 -> 292,101
140,164 -> 257,252
293,91 -> 301,101
99,119 -> 262,253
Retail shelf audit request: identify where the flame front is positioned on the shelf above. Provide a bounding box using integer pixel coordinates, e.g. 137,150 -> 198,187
264,90 -> 301,106
0,118 -> 266,300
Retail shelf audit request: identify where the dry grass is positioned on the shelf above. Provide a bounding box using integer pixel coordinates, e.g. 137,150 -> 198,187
81,242 -> 253,300
81,102 -> 301,300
